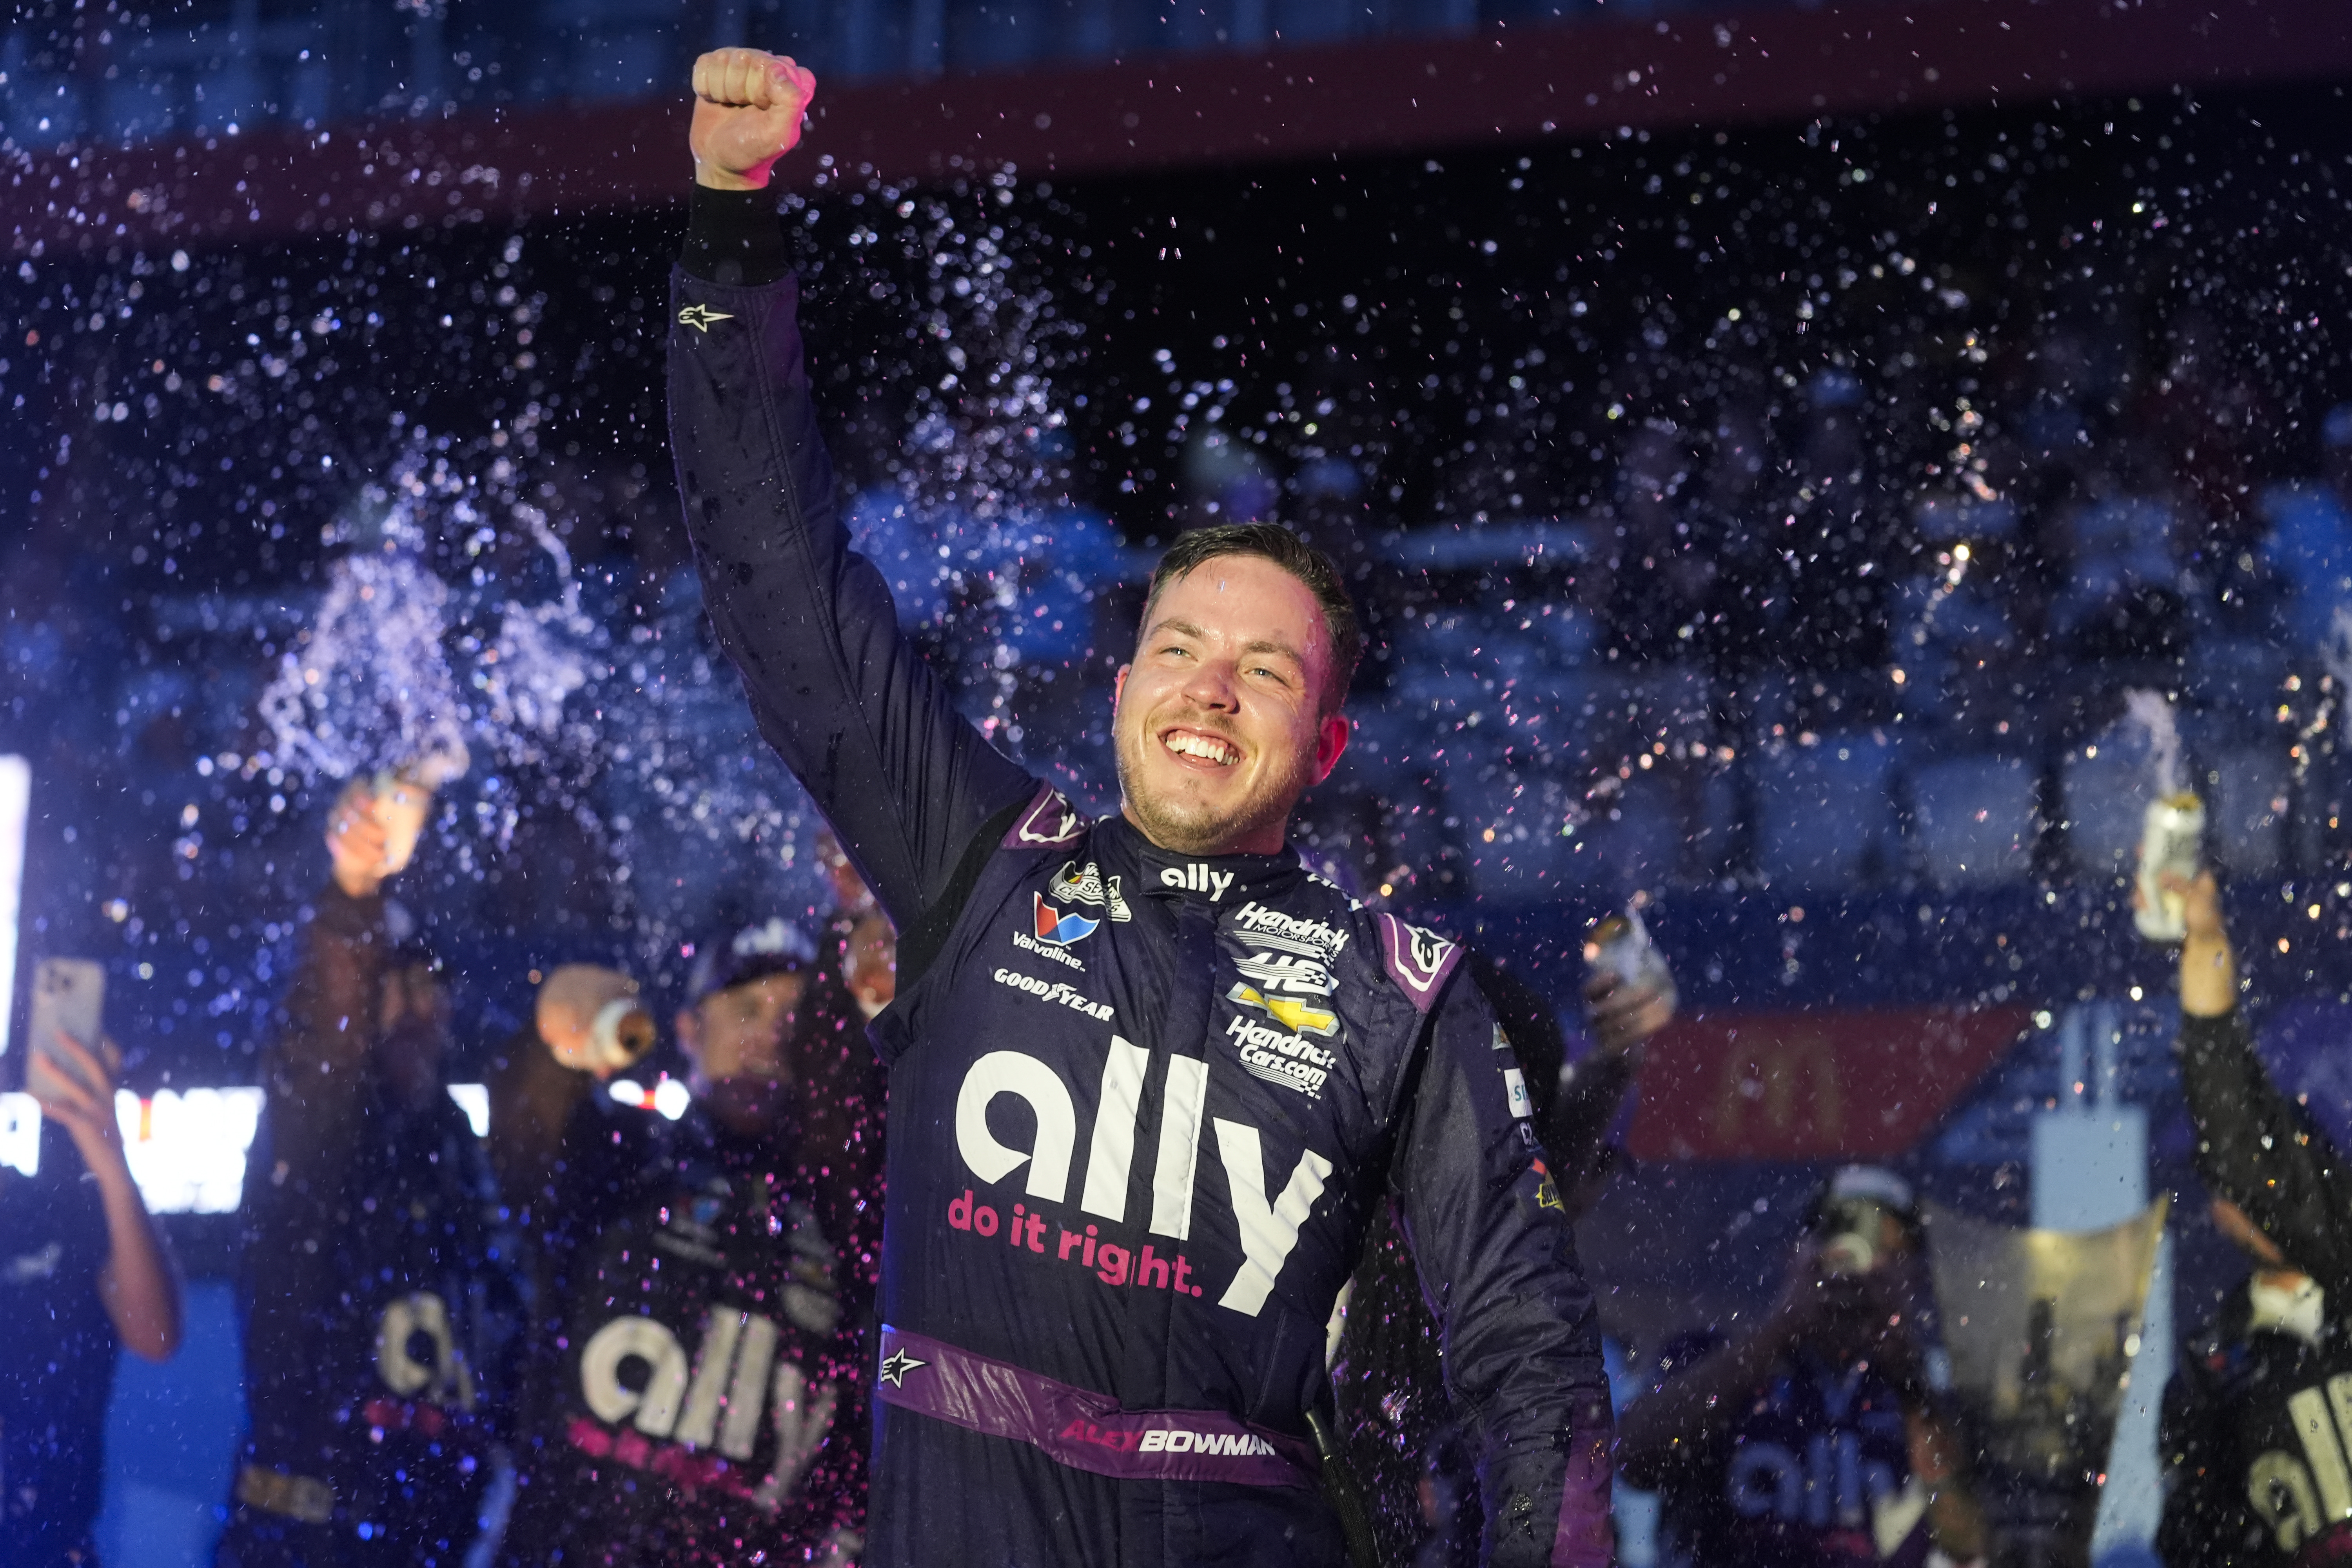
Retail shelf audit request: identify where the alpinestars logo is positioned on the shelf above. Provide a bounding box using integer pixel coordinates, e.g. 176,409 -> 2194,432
1032,893 -> 1100,946
1050,861 -> 1133,922
877,1347 -> 926,1388
677,303 -> 734,332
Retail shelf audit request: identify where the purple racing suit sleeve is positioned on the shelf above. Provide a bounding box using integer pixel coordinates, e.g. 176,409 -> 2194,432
666,191 -> 1037,933
1390,973 -> 1615,1568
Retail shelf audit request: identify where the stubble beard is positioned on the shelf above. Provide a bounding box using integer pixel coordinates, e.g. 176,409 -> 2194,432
1114,712 -> 1314,857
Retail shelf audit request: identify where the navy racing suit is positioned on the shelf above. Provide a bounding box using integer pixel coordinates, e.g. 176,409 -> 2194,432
666,185 -> 1615,1568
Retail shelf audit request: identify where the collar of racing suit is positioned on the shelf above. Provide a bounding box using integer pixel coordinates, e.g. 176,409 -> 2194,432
1091,813 -> 1321,912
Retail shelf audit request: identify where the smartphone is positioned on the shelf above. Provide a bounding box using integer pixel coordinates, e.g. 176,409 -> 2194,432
28,958 -> 105,1095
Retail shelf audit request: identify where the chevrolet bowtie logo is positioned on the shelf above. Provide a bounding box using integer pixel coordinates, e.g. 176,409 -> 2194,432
878,1347 -> 927,1388
1228,981 -> 1341,1039
677,303 -> 734,332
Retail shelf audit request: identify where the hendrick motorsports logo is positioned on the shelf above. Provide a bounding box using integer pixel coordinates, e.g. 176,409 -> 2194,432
1224,1014 -> 1334,1100
1228,900 -> 1349,958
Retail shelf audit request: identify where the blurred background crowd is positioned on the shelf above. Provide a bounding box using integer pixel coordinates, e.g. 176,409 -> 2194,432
7,0 -> 2352,1564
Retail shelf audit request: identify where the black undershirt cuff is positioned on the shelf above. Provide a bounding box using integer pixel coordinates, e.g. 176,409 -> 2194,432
680,183 -> 789,288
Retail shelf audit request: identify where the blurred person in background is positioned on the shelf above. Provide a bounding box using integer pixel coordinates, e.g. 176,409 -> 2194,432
1332,953 -> 1675,1566
2158,869 -> 2352,1564
218,778 -> 515,1568
1599,419 -> 1716,664
811,830 -> 893,1317
818,828 -> 899,1025
2256,403 -> 2352,656
2,1027 -> 182,1568
1617,1166 -> 1987,1568
489,916 -> 869,1568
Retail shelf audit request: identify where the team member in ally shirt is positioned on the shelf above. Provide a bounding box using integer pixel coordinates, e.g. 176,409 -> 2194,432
218,780 -> 513,1568
491,920 -> 867,1566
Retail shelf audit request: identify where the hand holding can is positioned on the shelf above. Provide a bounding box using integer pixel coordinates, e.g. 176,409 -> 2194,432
2133,793 -> 2205,944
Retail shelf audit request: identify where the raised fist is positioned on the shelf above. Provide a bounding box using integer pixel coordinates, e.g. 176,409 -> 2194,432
325,774 -> 435,899
690,49 -> 817,191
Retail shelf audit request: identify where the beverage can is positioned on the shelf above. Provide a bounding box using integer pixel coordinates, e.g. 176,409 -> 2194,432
2132,792 -> 2205,943
590,997 -> 658,1072
1584,907 -> 1678,1012
538,964 -> 656,1076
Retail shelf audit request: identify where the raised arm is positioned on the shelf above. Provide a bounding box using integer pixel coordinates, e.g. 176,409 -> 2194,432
28,1032 -> 181,1360
2171,870 -> 2352,1298
261,784 -> 407,1184
668,50 -> 1034,932
1390,975 -> 1613,1568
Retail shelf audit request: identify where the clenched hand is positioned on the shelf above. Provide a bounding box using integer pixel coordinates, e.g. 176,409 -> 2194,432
690,49 -> 817,191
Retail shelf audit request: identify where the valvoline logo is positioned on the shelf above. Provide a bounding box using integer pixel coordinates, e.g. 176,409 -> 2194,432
1033,892 -> 1101,947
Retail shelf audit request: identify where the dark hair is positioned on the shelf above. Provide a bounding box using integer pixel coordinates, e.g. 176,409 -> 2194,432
1141,523 -> 1361,711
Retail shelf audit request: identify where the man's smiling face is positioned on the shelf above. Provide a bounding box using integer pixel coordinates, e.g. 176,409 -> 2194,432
1113,552 -> 1350,857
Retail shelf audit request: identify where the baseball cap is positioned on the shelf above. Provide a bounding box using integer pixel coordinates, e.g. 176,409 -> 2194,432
685,916 -> 820,1005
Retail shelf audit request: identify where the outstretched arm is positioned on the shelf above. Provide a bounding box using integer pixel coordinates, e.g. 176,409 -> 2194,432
1392,975 -> 1613,1568
265,785 -> 408,1181
668,51 -> 1036,935
2170,871 -> 2352,1298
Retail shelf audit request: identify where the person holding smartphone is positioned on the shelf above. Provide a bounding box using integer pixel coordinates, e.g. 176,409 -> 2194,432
216,778 -> 515,1568
2,1024 -> 182,1568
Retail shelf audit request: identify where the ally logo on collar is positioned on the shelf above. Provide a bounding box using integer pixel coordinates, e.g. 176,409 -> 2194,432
1160,862 -> 1237,900
1031,891 -> 1100,947
677,303 -> 735,332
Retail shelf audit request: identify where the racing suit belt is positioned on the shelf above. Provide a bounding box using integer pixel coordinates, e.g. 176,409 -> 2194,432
875,1325 -> 1317,1489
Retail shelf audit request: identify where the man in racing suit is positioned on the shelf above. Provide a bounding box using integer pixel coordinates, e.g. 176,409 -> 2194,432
2161,869 -> 2352,1564
664,48 -> 1614,1567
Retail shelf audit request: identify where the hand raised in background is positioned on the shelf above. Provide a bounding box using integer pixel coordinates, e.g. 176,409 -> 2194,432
2161,867 -> 2238,1017
325,780 -> 393,898
690,49 -> 817,191
28,1028 -> 126,1169
1582,968 -> 1675,1057
325,777 -> 432,898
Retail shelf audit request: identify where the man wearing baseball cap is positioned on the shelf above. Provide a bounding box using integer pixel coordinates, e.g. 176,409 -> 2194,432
490,916 -> 869,1566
